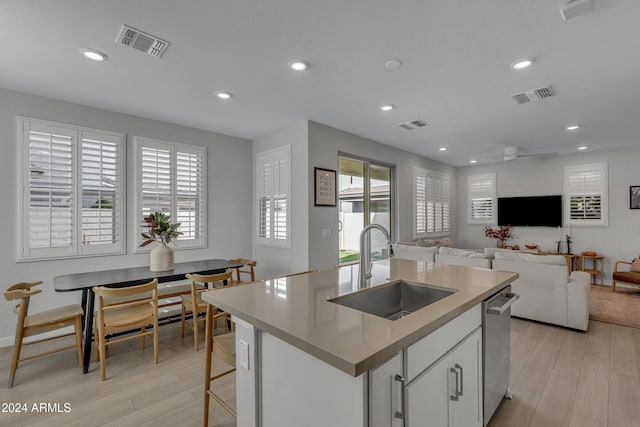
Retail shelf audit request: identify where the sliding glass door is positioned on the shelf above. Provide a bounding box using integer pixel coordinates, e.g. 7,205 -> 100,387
338,155 -> 394,265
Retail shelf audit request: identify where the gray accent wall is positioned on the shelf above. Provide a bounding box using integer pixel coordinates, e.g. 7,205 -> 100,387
0,88 -> 252,345
456,146 -> 640,283
307,121 -> 457,272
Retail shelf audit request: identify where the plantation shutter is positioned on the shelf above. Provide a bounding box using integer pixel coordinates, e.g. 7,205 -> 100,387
564,163 -> 608,226
25,122 -> 75,257
136,137 -> 207,249
19,117 -> 124,260
415,167 -> 450,236
256,145 -> 291,248
80,131 -> 123,254
468,173 -> 496,224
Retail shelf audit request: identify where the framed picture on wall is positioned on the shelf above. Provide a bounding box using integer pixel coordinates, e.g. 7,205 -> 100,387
314,167 -> 337,207
631,186 -> 640,209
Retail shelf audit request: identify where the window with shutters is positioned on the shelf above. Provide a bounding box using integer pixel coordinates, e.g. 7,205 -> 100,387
18,117 -> 124,261
564,163 -> 608,226
467,173 -> 496,224
414,167 -> 450,237
256,145 -> 291,248
135,137 -> 206,250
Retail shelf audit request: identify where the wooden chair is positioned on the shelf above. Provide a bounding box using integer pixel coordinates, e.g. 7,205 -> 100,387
229,258 -> 257,283
182,271 -> 234,350
93,278 -> 159,381
203,304 -> 237,426
4,281 -> 84,388
612,259 -> 640,291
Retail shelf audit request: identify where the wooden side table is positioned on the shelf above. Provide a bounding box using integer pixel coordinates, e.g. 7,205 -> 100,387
577,254 -> 605,285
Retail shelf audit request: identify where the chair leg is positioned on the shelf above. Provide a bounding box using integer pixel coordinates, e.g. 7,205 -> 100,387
153,315 -> 159,364
8,324 -> 25,388
203,305 -> 213,427
141,326 -> 146,350
181,304 -> 186,338
194,310 -> 200,351
75,315 -> 84,366
612,280 -> 616,292
97,326 -> 107,381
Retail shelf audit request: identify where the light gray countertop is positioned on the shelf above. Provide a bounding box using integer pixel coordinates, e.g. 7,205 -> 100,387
203,259 -> 518,376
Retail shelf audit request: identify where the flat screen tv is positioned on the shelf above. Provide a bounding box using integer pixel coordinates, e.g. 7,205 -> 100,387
497,195 -> 562,227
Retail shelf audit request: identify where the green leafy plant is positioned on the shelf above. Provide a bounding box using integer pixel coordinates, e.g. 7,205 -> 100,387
140,211 -> 183,247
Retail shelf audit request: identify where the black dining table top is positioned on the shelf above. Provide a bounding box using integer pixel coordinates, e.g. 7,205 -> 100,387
54,259 -> 243,291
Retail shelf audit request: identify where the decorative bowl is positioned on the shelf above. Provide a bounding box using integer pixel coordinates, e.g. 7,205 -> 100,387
525,244 -> 538,249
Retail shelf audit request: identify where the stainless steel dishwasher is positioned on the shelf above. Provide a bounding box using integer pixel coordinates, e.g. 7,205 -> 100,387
482,286 -> 520,426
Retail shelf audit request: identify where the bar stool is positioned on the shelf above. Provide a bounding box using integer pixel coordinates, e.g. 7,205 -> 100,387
203,304 -> 237,426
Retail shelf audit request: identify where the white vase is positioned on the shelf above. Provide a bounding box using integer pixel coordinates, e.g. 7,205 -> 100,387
150,243 -> 174,272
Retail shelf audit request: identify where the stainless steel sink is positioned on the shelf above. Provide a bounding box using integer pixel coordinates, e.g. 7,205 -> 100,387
329,280 -> 457,320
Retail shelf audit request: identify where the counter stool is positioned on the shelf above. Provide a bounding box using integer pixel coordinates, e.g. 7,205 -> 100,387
203,304 -> 237,426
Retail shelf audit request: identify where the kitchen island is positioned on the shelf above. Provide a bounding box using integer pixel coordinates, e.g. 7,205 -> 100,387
203,258 -> 518,427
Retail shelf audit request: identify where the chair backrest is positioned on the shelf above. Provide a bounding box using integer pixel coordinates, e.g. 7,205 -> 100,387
93,278 -> 159,313
4,281 -> 43,326
229,258 -> 257,282
186,270 -> 234,295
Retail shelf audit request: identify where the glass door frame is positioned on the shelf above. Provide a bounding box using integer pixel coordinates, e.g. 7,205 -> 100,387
338,152 -> 396,265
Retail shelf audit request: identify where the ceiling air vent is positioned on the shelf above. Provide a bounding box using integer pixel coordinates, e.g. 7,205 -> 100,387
116,25 -> 170,58
511,85 -> 555,105
397,119 -> 430,130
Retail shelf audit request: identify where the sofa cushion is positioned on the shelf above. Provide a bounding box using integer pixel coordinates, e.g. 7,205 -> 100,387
494,251 -> 567,266
439,247 -> 488,258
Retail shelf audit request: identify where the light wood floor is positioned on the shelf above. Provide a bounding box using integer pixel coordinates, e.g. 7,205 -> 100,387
0,321 -> 236,427
487,318 -> 640,427
1,319 -> 639,426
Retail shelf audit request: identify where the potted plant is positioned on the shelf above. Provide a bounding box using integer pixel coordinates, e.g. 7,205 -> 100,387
483,225 -> 513,248
140,211 -> 183,271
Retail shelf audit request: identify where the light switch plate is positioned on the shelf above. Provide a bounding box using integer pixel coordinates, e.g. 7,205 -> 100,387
239,340 -> 250,370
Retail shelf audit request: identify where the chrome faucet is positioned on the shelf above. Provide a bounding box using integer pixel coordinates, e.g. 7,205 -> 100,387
359,224 -> 392,289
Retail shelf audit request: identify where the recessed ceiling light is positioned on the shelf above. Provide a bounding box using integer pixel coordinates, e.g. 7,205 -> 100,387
215,91 -> 233,100
510,58 -> 533,70
288,59 -> 309,71
577,146 -> 588,150
385,59 -> 403,70
379,104 -> 395,111
439,147 -> 447,152
470,159 -> 478,164
80,48 -> 108,62
566,125 -> 580,131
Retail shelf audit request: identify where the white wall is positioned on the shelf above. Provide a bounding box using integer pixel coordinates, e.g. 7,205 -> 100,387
252,121 -> 310,279
456,146 -> 640,283
0,88 -> 252,345
307,121 -> 457,271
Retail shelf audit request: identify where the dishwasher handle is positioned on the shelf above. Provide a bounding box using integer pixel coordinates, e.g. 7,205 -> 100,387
487,292 -> 520,315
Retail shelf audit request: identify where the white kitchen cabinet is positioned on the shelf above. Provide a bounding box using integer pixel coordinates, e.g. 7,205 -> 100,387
369,352 -> 404,427
405,328 -> 482,427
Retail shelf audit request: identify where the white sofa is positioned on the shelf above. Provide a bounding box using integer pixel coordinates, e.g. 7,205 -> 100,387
492,251 -> 591,331
392,244 -> 438,262
435,247 -> 492,269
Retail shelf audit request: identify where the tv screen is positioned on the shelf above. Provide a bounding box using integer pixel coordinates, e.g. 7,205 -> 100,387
497,195 -> 562,227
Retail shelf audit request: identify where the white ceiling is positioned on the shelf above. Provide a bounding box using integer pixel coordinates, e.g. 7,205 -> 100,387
2,0 -> 639,167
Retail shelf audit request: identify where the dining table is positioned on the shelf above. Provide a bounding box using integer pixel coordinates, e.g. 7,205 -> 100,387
54,259 -> 243,374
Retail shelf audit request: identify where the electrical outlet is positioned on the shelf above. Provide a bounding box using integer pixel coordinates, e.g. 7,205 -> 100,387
239,340 -> 249,370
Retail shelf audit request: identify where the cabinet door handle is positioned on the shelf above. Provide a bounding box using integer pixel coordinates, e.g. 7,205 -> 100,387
455,363 -> 463,397
449,367 -> 459,401
394,374 -> 406,419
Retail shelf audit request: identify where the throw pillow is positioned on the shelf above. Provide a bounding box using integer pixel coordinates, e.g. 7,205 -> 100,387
631,257 -> 640,272
436,237 -> 454,248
